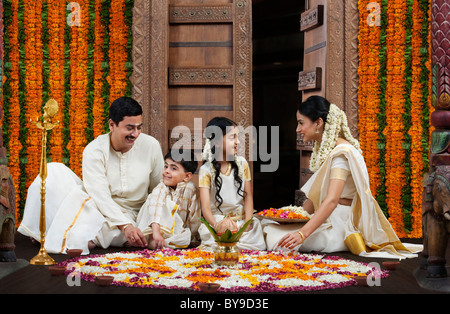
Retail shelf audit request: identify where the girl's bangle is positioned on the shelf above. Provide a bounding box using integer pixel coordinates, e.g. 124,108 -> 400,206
298,230 -> 306,242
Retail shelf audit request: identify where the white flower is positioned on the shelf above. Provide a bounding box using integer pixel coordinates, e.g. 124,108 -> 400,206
309,104 -> 362,172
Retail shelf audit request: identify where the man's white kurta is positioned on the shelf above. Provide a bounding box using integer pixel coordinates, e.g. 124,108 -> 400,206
18,133 -> 164,254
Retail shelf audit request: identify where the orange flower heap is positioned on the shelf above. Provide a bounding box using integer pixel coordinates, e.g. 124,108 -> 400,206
258,208 -> 309,220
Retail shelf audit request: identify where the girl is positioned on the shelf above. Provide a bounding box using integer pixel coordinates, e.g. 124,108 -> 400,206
198,117 -> 266,250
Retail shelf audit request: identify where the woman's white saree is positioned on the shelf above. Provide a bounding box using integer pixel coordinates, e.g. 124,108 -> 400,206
305,144 -> 422,258
263,144 -> 422,259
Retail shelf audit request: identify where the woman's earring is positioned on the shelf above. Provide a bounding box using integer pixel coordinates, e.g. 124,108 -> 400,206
315,129 -> 319,134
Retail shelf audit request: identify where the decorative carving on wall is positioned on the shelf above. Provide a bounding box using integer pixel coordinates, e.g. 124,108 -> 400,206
298,67 -> 322,91
169,67 -> 234,85
132,0 -> 168,150
344,0 -> 360,138
169,4 -> 233,23
131,0 -> 151,134
300,5 -> 324,32
233,0 -> 253,160
326,0 -> 359,137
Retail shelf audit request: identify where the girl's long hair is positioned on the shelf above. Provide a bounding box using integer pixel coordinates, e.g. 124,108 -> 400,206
205,117 -> 245,212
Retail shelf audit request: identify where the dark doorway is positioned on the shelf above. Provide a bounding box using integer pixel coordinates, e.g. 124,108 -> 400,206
252,0 -> 305,210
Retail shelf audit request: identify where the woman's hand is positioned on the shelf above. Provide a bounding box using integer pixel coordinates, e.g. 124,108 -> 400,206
278,231 -> 304,250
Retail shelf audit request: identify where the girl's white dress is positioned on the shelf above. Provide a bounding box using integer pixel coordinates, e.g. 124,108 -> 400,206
198,156 -> 266,250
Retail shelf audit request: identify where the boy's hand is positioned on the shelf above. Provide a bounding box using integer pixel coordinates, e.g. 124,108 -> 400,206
152,232 -> 166,249
150,223 -> 166,249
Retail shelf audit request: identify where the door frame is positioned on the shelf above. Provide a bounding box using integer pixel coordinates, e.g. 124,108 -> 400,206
130,0 -> 253,157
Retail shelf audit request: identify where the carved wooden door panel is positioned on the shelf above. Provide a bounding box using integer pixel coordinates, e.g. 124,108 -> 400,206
132,0 -> 253,171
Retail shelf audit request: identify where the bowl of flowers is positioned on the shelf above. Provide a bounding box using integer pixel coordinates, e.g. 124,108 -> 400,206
255,205 -> 311,223
200,215 -> 253,266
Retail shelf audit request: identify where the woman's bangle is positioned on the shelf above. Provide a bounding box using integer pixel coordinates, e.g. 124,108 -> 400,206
298,230 -> 306,242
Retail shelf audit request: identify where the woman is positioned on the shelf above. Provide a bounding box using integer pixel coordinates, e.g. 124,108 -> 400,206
262,96 -> 422,258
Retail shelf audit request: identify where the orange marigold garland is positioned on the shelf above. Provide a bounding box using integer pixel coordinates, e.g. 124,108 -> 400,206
357,0 -> 382,197
23,0 -> 44,189
3,0 -> 23,224
47,0 -> 66,163
406,0 -> 425,238
384,0 -> 407,238
92,0 -> 105,138
2,1 -> 135,223
67,0 -> 90,177
107,0 -> 129,103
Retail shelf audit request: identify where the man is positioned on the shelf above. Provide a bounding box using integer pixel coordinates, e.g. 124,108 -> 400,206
18,97 -> 164,253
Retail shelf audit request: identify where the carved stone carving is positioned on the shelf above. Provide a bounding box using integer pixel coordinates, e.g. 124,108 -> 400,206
0,107 -> 17,262
431,0 -> 450,109
422,166 -> 450,278
420,0 -> 450,279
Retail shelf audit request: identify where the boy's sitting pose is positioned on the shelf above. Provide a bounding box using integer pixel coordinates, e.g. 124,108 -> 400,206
136,150 -> 200,249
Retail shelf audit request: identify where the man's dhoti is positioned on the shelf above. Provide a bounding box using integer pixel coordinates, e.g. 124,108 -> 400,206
18,163 -> 130,254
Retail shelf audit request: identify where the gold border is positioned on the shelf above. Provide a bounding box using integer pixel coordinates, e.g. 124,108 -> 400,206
60,197 -> 91,253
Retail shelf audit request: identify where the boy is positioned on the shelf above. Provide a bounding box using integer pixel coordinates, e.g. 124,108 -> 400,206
136,149 -> 200,249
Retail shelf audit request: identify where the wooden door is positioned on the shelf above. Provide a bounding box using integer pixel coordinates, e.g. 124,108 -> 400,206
132,0 -> 253,182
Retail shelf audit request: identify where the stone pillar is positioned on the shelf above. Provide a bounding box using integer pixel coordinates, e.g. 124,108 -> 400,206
421,0 -> 450,278
0,1 -> 17,263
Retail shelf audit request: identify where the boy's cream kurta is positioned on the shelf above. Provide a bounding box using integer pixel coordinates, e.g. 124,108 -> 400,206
136,181 -> 201,249
18,133 -> 164,254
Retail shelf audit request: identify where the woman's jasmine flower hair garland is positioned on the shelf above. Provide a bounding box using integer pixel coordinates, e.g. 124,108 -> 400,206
309,104 -> 362,172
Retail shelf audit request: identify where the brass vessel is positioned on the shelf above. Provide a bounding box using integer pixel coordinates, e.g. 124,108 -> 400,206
214,242 -> 240,266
